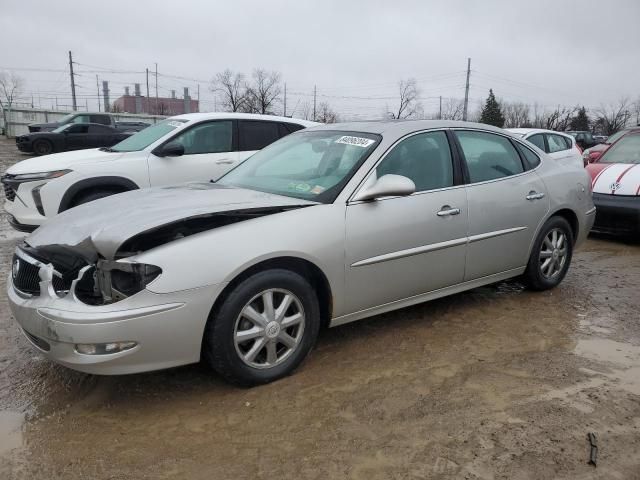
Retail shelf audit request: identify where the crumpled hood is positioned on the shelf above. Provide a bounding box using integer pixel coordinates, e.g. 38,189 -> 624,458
6,148 -> 127,175
26,183 -> 317,260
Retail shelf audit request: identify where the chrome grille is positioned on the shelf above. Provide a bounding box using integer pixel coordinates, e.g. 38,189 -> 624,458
12,253 -> 68,296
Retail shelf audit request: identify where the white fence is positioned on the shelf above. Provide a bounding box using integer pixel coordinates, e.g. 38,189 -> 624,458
0,107 -> 167,137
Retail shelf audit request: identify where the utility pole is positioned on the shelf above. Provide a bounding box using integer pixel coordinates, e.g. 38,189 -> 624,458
439,96 -> 442,120
146,68 -> 150,113
313,85 -> 317,121
462,57 -> 471,121
96,75 -> 101,112
197,84 -> 200,112
155,62 -> 158,114
68,51 -> 77,111
283,82 -> 287,117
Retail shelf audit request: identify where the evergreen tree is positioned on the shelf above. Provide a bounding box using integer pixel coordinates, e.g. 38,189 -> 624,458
569,106 -> 590,131
479,89 -> 505,127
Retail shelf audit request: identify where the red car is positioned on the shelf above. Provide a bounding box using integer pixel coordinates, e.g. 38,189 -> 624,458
586,131 -> 640,235
583,127 -> 640,165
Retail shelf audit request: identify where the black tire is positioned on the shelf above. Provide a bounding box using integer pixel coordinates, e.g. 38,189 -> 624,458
203,269 -> 321,387
69,189 -> 120,208
33,139 -> 53,156
523,216 -> 574,291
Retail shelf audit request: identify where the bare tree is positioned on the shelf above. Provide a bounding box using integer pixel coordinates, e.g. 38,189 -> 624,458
0,71 -> 24,137
244,69 -> 282,114
632,97 -> 640,126
389,78 -> 421,119
594,98 -> 632,135
296,100 -> 313,120
211,69 -> 247,112
529,104 -> 577,131
502,101 -> 531,128
434,97 -> 465,120
315,102 -> 339,123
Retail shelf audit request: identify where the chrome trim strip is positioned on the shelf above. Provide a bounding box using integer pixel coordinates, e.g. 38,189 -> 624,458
351,237 -> 468,267
585,207 -> 596,215
468,226 -> 527,243
351,226 -> 526,267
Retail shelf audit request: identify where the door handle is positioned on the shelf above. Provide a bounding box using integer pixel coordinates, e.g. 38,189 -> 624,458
437,206 -> 461,217
526,191 -> 545,201
215,159 -> 234,164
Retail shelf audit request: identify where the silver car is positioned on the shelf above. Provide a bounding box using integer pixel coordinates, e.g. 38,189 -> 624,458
8,121 -> 596,386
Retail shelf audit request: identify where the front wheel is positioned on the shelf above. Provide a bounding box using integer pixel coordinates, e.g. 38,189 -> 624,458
523,216 -> 574,291
32,139 -> 53,156
203,269 -> 320,386
69,189 -> 119,208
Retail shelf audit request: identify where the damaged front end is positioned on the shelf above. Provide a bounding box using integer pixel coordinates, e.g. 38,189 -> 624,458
13,206 -> 305,306
12,244 -> 161,306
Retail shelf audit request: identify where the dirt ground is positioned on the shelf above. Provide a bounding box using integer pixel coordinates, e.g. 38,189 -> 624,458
0,137 -> 638,480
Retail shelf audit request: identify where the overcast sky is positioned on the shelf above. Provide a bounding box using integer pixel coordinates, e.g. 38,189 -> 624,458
1,0 -> 639,119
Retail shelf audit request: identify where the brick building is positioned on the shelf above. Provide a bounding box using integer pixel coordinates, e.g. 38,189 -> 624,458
112,85 -> 198,115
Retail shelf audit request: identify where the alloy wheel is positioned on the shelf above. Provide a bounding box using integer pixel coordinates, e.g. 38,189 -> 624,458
539,228 -> 568,279
233,288 -> 305,369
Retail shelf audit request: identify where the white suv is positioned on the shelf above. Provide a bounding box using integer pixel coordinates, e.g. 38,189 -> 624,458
2,113 -> 317,231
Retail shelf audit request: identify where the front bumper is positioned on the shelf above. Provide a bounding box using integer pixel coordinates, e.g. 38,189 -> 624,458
15,139 -> 34,153
8,276 -> 225,375
592,193 -> 640,235
2,178 -> 49,230
7,214 -> 38,232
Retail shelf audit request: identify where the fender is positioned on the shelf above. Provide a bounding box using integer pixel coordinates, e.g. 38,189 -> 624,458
58,176 -> 139,213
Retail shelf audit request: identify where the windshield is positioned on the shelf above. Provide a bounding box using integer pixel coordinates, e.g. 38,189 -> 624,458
217,130 -> 381,203
52,124 -> 72,133
56,113 -> 76,124
605,130 -> 626,145
110,119 -> 187,152
599,133 -> 640,164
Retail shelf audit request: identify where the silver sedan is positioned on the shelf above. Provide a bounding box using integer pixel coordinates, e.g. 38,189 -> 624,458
8,121 -> 596,385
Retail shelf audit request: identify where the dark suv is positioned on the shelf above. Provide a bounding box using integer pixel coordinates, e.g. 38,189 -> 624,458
566,131 -> 599,150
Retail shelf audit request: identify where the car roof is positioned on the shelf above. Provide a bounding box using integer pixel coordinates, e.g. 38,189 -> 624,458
305,119 -> 508,136
507,128 -> 574,139
169,112 -> 319,128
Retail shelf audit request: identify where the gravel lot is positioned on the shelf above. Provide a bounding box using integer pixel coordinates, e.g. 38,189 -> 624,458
0,136 -> 638,479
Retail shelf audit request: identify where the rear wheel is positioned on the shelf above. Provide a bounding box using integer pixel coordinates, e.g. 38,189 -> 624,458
523,216 -> 574,291
203,269 -> 320,386
33,139 -> 53,156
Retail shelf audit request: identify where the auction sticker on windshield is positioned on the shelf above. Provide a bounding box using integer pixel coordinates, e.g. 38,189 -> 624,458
335,136 -> 375,148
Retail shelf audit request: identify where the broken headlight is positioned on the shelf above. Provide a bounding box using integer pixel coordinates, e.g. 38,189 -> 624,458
91,261 -> 162,304
111,264 -> 162,296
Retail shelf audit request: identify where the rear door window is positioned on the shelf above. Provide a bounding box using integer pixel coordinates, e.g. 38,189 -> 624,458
527,134 -> 546,151
515,143 -> 541,169
90,115 -> 110,125
455,131 -> 524,183
239,120 -> 280,151
547,134 -> 570,153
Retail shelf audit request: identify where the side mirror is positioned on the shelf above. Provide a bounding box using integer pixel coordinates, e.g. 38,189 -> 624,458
353,174 -> 415,202
155,141 -> 184,157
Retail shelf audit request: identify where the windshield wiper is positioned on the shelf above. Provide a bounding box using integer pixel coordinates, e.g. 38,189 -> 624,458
99,147 -> 115,152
